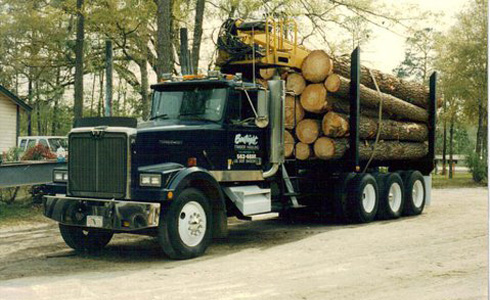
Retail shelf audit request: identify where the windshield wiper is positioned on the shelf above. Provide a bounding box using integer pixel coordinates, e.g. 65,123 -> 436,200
150,114 -> 169,120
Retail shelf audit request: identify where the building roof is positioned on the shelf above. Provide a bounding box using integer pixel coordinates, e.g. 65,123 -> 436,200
0,84 -> 32,112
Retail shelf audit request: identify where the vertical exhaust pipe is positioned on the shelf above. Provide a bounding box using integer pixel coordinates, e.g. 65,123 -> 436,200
263,79 -> 285,178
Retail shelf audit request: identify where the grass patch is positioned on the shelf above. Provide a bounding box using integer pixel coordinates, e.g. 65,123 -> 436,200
0,201 -> 47,227
432,172 -> 486,189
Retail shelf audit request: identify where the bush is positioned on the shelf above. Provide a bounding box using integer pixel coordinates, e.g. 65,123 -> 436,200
1,147 -> 23,164
21,144 -> 56,161
466,151 -> 488,183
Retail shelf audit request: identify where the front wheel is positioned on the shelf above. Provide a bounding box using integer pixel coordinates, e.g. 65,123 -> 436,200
59,224 -> 113,252
158,188 -> 212,259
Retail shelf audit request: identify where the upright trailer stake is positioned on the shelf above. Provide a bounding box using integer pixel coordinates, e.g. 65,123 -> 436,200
426,72 -> 438,174
180,28 -> 190,75
349,47 -> 361,172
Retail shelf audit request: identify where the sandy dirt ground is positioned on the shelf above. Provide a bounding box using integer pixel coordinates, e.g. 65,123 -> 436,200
0,187 -> 487,300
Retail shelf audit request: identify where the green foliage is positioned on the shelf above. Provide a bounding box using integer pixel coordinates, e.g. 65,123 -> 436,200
435,124 -> 473,155
466,151 -> 488,183
393,28 -> 437,83
1,147 -> 23,164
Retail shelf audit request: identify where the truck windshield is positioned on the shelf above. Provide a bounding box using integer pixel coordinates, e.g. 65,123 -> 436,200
151,87 -> 227,122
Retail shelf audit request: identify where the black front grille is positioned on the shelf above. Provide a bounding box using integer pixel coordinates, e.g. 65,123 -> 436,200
68,131 -> 128,199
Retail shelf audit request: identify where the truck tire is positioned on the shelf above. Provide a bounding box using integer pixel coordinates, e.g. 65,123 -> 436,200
158,188 -> 212,259
401,170 -> 426,216
59,224 -> 113,252
333,173 -> 356,222
346,173 -> 379,223
376,173 -> 404,219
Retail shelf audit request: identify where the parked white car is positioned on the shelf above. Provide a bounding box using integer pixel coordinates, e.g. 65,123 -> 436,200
17,136 -> 68,155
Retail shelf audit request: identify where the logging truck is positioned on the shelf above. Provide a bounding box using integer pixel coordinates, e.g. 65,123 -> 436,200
42,18 -> 437,259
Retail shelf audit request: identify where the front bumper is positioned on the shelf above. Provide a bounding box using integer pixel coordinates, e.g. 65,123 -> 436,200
43,195 -> 160,231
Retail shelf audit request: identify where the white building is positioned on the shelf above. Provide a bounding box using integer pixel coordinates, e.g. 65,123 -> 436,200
0,85 -> 32,153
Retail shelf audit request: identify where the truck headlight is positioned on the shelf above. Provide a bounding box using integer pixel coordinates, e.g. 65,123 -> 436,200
140,174 -> 162,187
53,170 -> 68,183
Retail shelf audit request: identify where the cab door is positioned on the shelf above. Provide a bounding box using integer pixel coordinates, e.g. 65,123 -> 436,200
225,89 -> 267,172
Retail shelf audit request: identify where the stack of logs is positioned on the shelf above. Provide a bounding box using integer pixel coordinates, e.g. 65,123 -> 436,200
260,50 -> 437,161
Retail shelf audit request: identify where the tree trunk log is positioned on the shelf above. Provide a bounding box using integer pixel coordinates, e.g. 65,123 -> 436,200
295,142 -> 311,160
313,137 -> 428,160
314,137 -> 347,159
260,68 -> 275,80
322,111 -> 349,137
324,74 -> 341,92
332,56 -> 433,109
322,112 -> 429,142
285,130 -> 294,158
295,119 -> 321,144
329,95 -> 396,120
301,50 -> 332,83
285,95 -> 305,129
286,73 -> 306,95
300,83 -> 329,113
334,76 -> 428,122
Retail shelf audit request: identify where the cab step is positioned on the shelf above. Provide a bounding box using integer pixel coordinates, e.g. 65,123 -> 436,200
244,212 -> 279,221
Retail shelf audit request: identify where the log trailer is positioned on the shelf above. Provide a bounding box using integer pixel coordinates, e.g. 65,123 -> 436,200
42,18 -> 437,259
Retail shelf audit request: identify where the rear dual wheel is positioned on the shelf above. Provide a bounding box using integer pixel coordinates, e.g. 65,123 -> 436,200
346,173 -> 379,223
376,173 -> 404,219
400,170 -> 426,216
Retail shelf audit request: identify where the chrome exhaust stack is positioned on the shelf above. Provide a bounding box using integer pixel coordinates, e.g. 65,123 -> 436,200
263,79 -> 285,178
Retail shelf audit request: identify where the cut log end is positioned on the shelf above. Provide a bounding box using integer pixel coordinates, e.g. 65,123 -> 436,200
295,142 -> 311,160
285,130 -> 294,158
322,111 -> 349,137
285,95 -> 305,129
259,68 -> 276,80
286,73 -> 306,95
324,74 -> 341,92
295,119 -> 320,144
300,84 -> 329,114
301,50 -> 332,83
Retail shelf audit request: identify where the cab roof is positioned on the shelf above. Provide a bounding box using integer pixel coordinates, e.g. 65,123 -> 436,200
150,79 -> 259,91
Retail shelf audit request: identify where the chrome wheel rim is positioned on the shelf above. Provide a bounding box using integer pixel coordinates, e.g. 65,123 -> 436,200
178,201 -> 206,247
412,180 -> 424,208
388,182 -> 402,213
362,183 -> 376,214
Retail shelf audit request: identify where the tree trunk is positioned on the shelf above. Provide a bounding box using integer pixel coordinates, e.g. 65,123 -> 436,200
314,137 -> 347,159
476,97 -> 483,157
295,119 -> 320,144
138,59 -> 150,119
98,70 -> 104,117
329,95 -> 395,120
449,114 -> 455,179
322,111 -> 428,142
156,0 -> 175,79
313,138 -> 428,161
333,76 -> 428,122
300,83 -> 329,114
191,0 -> 205,72
295,142 -> 311,160
285,95 -> 304,129
332,56 -> 432,109
27,73 -> 33,136
321,111 -> 349,137
105,39 -> 113,117
74,0 -> 85,122
286,73 -> 306,95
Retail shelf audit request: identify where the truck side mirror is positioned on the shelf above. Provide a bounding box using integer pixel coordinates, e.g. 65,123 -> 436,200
255,89 -> 269,128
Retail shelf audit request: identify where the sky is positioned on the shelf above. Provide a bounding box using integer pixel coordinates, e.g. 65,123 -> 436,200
363,0 -> 470,73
